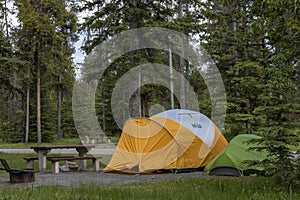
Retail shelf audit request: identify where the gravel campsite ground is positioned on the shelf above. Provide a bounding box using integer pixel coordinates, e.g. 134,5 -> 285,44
0,171 -> 208,188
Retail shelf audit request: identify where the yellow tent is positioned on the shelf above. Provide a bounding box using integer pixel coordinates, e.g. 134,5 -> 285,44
104,109 -> 228,173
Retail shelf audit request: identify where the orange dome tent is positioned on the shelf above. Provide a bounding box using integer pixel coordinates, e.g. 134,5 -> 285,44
104,109 -> 228,173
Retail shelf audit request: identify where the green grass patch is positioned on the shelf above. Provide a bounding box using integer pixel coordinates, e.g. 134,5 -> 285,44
108,136 -> 119,143
0,138 -> 82,149
0,177 -> 298,200
0,136 -> 119,149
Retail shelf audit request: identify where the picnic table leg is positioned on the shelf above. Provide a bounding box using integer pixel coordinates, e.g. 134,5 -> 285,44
52,161 -> 60,174
76,148 -> 88,170
26,160 -> 34,169
37,150 -> 48,173
92,158 -> 99,171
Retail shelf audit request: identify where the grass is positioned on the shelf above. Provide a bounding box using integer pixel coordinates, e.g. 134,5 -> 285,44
109,136 -> 120,143
0,138 -> 82,149
0,176 -> 298,200
0,137 -> 120,149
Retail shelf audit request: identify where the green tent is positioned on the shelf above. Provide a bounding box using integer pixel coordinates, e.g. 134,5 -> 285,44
205,134 -> 269,176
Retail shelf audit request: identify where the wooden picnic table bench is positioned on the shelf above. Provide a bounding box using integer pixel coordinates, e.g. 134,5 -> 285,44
23,156 -> 75,169
47,156 -> 101,174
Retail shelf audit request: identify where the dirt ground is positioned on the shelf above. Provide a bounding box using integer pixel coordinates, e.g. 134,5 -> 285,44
0,171 -> 208,188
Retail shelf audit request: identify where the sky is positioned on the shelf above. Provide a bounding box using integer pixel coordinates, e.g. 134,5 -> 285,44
72,11 -> 87,67
73,36 -> 86,65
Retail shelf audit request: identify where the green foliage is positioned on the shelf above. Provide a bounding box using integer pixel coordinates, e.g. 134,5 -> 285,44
202,0 -> 300,189
61,98 -> 78,138
251,0 -> 300,189
201,0 -> 267,135
0,2 -> 28,142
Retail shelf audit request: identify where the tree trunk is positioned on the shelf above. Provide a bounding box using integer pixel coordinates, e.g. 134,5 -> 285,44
12,68 -> 18,139
101,80 -> 105,132
169,49 -> 174,109
37,57 -> 41,143
57,73 -> 62,140
129,69 -> 141,118
8,95 -> 12,138
178,0 -> 186,109
128,0 -> 141,118
25,66 -> 30,143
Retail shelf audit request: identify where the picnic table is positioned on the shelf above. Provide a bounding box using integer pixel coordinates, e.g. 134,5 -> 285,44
30,145 -> 96,173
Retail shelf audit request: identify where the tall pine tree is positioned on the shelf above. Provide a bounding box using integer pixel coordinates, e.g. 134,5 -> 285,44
202,0 -> 300,188
16,0 -> 77,142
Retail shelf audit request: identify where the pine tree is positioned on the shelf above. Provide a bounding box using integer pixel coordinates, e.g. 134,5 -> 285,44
0,0 -> 27,142
202,0 -> 300,188
201,0 -> 266,138
16,0 -> 77,142
251,0 -> 300,188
